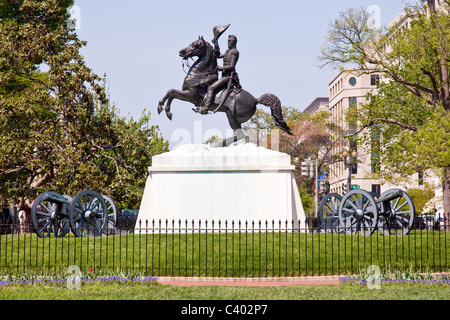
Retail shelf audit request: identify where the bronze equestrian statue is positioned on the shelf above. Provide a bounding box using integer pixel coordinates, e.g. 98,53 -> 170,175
157,24 -> 293,147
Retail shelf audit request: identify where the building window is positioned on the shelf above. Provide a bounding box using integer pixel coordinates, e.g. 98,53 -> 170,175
371,184 -> 381,197
371,74 -> 380,86
349,77 -> 357,86
371,152 -> 379,174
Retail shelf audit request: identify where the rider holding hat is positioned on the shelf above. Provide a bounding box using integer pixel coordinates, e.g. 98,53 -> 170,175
197,31 -> 241,115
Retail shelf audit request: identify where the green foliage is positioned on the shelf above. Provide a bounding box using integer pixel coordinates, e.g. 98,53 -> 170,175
205,134 -> 221,146
92,102 -> 169,209
0,0 -> 168,211
320,3 -> 450,217
341,6 -> 450,183
319,6 -> 384,69
242,108 -> 275,145
299,183 -> 315,216
350,81 -> 447,183
407,187 -> 435,215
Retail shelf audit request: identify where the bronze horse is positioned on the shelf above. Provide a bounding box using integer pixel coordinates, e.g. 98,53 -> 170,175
157,36 -> 293,146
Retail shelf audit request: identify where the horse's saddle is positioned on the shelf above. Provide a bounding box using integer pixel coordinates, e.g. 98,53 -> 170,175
194,85 -> 242,113
213,87 -> 242,113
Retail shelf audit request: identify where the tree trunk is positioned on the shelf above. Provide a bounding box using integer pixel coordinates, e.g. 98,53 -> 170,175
443,167 -> 450,231
18,197 -> 33,231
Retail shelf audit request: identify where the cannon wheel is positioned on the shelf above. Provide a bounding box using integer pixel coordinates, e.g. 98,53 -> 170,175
69,190 -> 108,237
318,193 -> 342,224
338,189 -> 379,236
102,194 -> 118,235
318,193 -> 342,232
31,191 -> 71,238
378,189 -> 415,235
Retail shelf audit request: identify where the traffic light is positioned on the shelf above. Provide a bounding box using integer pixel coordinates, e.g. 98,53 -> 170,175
301,160 -> 314,177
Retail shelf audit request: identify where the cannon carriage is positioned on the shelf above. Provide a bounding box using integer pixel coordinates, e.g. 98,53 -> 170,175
31,190 -> 118,238
317,188 -> 415,235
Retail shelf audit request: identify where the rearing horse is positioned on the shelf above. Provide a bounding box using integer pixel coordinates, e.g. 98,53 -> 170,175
157,36 -> 293,147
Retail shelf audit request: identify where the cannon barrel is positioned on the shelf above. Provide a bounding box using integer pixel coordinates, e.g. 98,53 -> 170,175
377,189 -> 403,203
42,194 -> 71,205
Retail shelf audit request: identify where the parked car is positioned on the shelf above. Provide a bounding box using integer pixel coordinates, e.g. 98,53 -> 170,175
421,214 -> 445,231
116,209 -> 139,230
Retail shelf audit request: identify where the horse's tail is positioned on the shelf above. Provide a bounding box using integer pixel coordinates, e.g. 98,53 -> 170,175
257,94 -> 293,136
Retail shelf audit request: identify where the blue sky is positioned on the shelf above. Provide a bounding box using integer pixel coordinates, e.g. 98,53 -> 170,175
73,0 -> 409,149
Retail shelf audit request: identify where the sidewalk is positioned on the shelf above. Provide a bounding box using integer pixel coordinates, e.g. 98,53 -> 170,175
156,272 -> 450,287
157,276 -> 342,286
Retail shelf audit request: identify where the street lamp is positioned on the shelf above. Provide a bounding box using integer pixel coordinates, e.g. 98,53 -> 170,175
342,150 -> 358,192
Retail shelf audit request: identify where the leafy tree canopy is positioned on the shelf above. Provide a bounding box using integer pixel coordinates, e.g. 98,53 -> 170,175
0,0 -> 168,215
319,1 -> 450,222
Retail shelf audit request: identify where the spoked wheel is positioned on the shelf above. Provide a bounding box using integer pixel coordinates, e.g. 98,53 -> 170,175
378,189 -> 415,235
69,190 -> 108,237
102,195 -> 118,235
338,189 -> 379,236
318,193 -> 342,232
31,191 -> 70,238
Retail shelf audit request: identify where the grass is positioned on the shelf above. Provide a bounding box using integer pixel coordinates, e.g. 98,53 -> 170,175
0,229 -> 448,278
0,276 -> 449,300
0,267 -> 448,302
1,227 -> 447,304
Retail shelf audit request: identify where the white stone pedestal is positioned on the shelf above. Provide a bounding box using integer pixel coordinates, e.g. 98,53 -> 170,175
138,143 -> 306,231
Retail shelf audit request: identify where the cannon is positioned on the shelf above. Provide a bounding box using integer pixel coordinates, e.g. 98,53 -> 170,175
31,190 -> 117,238
317,193 -> 342,233
317,188 -> 415,236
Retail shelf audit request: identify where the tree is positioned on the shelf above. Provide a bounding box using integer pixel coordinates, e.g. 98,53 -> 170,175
407,186 -> 435,215
85,99 -> 169,210
242,109 -> 275,146
319,1 -> 450,226
246,107 -> 347,214
276,108 -> 346,196
0,0 -> 168,221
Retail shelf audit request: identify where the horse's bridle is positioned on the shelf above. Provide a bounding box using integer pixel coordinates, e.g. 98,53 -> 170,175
181,57 -> 193,74
180,38 -> 206,74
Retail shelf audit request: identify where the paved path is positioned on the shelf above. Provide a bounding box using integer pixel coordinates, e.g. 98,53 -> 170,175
157,276 -> 342,286
156,272 -> 450,287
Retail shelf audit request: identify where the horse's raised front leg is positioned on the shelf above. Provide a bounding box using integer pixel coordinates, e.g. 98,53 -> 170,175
158,89 -> 193,120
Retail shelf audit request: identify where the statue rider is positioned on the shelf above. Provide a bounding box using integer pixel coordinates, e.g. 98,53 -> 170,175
196,33 -> 241,115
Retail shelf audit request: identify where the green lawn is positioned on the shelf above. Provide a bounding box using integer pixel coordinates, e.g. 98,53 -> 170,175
0,230 -> 448,277
0,279 -> 449,301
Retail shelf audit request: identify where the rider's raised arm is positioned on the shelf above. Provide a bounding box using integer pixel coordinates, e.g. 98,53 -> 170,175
214,41 -> 224,59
